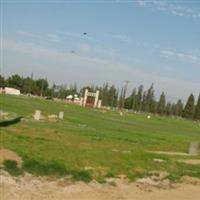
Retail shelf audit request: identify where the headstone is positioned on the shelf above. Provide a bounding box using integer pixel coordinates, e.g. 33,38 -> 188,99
58,111 -> 64,120
34,110 -> 41,120
189,142 -> 199,155
97,100 -> 102,108
120,112 -> 123,116
48,114 -> 57,119
79,97 -> 83,106
147,115 -> 151,119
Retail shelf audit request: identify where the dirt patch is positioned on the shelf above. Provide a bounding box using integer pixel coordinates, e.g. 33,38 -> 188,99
148,150 -> 190,156
1,171 -> 200,200
153,158 -> 166,163
178,159 -> 200,165
0,149 -> 23,167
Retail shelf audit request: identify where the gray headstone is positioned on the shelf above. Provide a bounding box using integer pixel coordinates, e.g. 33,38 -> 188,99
189,142 -> 199,155
58,111 -> 64,120
34,110 -> 41,120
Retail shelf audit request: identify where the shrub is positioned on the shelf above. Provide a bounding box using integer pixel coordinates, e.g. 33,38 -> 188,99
3,160 -> 23,176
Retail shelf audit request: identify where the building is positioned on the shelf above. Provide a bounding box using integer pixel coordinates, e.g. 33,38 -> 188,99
1,87 -> 21,95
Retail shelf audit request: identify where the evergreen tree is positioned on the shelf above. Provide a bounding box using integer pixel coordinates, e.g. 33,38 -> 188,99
108,85 -> 118,108
124,88 -> 137,110
101,83 -> 109,106
135,85 -> 143,111
131,88 -> 137,111
145,84 -> 154,112
194,94 -> 200,120
175,99 -> 183,116
124,96 -> 132,109
171,103 -> 176,116
0,74 -> 6,88
150,100 -> 157,114
141,92 -> 147,112
113,88 -> 119,108
118,87 -> 124,109
157,92 -> 166,115
165,102 -> 172,116
183,94 -> 195,119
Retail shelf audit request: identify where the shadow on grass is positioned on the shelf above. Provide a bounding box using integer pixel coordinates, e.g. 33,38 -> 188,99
3,160 -> 23,176
22,159 -> 93,182
0,117 -> 23,127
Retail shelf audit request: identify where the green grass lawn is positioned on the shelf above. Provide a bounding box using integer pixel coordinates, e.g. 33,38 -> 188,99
1,94 -> 200,182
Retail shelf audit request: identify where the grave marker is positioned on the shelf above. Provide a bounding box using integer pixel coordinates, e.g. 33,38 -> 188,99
58,111 -> 64,120
189,142 -> 199,155
34,110 -> 41,120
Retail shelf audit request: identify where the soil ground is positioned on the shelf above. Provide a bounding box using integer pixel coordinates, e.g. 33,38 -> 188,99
0,149 -> 23,167
1,172 -> 200,200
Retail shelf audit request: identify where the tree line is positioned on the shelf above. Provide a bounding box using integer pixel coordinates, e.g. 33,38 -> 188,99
0,74 -> 200,120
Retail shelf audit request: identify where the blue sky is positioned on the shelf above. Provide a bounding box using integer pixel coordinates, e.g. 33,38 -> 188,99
1,0 -> 200,101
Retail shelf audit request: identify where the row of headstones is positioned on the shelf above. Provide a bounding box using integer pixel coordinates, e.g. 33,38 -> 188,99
34,110 -> 64,120
33,110 -> 199,155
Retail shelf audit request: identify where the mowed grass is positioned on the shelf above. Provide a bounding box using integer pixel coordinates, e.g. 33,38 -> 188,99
1,95 -> 200,182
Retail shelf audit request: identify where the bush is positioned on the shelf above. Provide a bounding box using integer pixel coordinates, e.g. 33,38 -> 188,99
23,159 -> 67,176
3,160 -> 23,176
71,170 -> 92,183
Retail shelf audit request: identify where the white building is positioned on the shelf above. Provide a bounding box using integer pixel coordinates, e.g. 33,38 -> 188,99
4,87 -> 21,95
66,95 -> 73,101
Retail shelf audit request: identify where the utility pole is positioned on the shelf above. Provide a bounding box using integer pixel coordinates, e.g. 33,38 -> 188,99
122,80 -> 130,109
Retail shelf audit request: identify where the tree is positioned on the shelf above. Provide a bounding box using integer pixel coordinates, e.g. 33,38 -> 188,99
165,102 -> 172,116
157,92 -> 166,115
146,84 -> 156,113
101,83 -> 109,106
124,96 -> 132,109
194,94 -> 200,120
135,85 -> 143,111
0,74 -> 6,88
108,85 -> 118,108
131,88 -> 137,111
58,85 -> 67,99
22,77 -> 33,94
118,87 -> 124,109
183,94 -> 195,119
175,99 -> 183,116
36,79 -> 49,96
141,92 -> 147,112
7,74 -> 23,89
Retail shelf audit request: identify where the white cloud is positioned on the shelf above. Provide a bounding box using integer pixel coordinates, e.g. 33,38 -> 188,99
137,0 -> 147,7
78,43 -> 116,58
18,30 -> 60,42
3,39 -> 200,102
136,0 -> 200,19
105,33 -> 132,43
161,50 -> 200,65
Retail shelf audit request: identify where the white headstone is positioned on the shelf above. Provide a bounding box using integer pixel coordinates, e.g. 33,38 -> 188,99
58,111 -> 64,120
80,97 -> 83,106
189,142 -> 199,155
48,114 -> 57,119
34,110 -> 41,120
97,100 -> 102,108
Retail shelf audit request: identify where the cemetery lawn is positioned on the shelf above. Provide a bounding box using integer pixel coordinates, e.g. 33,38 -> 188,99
1,95 -> 200,182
